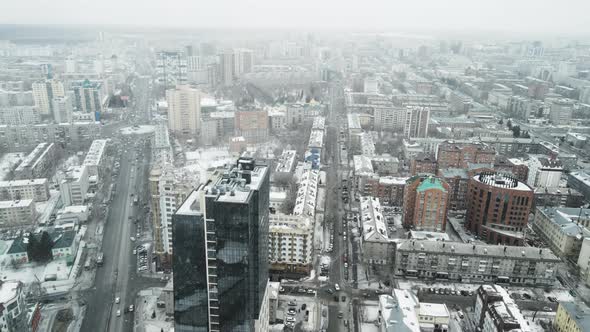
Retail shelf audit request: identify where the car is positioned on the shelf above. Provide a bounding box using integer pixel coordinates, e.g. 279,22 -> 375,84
115,297 -> 120,304
288,301 -> 297,306
129,305 -> 134,312
337,311 -> 343,319
334,283 -> 340,291
298,288 -> 307,293
130,237 -> 136,242
341,295 -> 346,302
307,289 -> 316,295
451,291 -> 456,295
344,263 -> 348,268
543,307 -> 552,311
547,296 -> 557,302
325,288 -> 334,294
133,249 -> 137,255
457,310 -> 464,319
286,316 -> 296,323
288,308 -> 296,314
116,310 -> 121,317
279,286 -> 285,293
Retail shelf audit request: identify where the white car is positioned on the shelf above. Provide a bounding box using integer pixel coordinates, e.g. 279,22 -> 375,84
334,283 -> 340,291
116,310 -> 121,317
130,237 -> 135,242
286,316 -> 296,323
129,305 -> 134,312
115,297 -> 120,304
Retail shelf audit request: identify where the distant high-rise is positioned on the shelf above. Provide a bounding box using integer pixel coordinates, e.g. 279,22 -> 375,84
234,48 -> 254,76
549,98 -> 573,125
71,80 -> 103,116
218,51 -> 235,86
156,51 -> 188,87
52,96 -> 72,123
403,175 -> 450,232
32,79 -> 65,115
172,157 -> 270,332
403,106 -> 430,138
165,85 -> 201,136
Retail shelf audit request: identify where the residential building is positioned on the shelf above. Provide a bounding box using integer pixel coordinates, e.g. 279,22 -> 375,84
568,171 -> 590,199
403,106 -> 430,138
410,153 -> 437,175
201,111 -> 236,145
234,48 -> 254,76
0,106 -> 39,125
82,139 -> 108,181
32,79 -> 65,115
0,121 -> 101,152
466,172 -> 534,245
371,155 -> 399,175
438,168 -> 469,211
166,85 -> 201,136
437,141 -> 496,169
149,168 -> 164,254
273,150 -> 297,180
285,102 -> 324,126
0,199 -> 36,228
172,157 -> 269,332
378,289 -> 450,332
578,237 -> 590,287
534,187 -> 584,208
533,207 -> 590,259
360,197 -> 395,269
234,108 -> 269,144
478,137 -> 536,158
395,240 -> 559,285
549,98 -> 574,125
403,175 -> 450,232
218,51 -> 235,86
554,302 -> 590,332
293,166 -> 319,218
151,122 -> 173,166
0,280 -> 27,332
474,285 -> 530,332
366,176 -> 407,206
71,79 -> 103,115
526,156 -> 563,188
58,166 -> 89,206
13,142 -> 57,180
268,213 -> 313,275
52,96 -> 72,123
0,178 -> 49,202
156,51 -> 187,87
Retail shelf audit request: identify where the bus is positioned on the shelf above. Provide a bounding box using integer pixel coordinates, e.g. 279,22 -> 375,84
97,252 -> 104,266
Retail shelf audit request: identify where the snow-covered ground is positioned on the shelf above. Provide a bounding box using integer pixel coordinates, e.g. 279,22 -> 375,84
0,152 -> 25,180
184,147 -> 235,181
359,300 -> 381,332
135,287 -> 174,332
0,259 -> 71,284
120,125 -> 156,135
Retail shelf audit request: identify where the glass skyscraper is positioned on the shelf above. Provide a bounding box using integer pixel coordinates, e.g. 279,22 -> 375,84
172,157 -> 269,332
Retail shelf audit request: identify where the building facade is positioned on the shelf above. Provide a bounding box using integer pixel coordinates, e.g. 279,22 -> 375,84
466,172 -> 534,245
0,179 -> 50,202
172,157 -> 269,332
268,213 -> 313,275
395,240 -> 559,285
166,85 -> 201,136
403,175 -> 450,232
437,141 -> 496,169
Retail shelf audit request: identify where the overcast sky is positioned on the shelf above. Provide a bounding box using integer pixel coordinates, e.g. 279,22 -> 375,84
2,0 -> 589,34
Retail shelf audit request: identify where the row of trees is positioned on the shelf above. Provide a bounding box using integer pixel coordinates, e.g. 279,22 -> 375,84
499,119 -> 531,138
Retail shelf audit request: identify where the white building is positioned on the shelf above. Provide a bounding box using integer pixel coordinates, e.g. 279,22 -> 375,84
360,197 -> 395,266
32,79 -> 65,115
0,178 -> 50,202
234,48 -> 254,77
474,285 -> 530,332
379,289 -> 450,332
268,213 -> 314,273
549,98 -> 573,125
14,142 -> 56,180
403,106 -> 430,139
578,237 -> 590,287
151,122 -> 173,165
52,95 -> 72,123
82,139 -> 108,180
308,130 -> 324,149
273,150 -> 297,180
293,166 -> 319,218
0,280 -> 27,332
527,156 -> 563,188
0,106 -> 40,125
533,207 -> 590,259
166,85 -> 201,136
360,132 -> 376,156
59,166 -> 89,206
364,76 -> 378,94
156,51 -> 187,87
0,199 -> 36,228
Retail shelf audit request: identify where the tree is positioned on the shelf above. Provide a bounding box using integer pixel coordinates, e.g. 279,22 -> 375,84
152,311 -> 156,319
37,232 -> 53,262
512,125 -> 521,138
506,119 -> 512,129
498,118 -> 504,125
26,234 -> 39,261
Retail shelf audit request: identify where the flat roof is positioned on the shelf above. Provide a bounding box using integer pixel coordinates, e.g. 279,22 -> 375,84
0,280 -> 20,304
293,167 -> 319,217
560,302 -> 590,331
419,303 -> 449,318
275,150 -> 297,173
0,178 -> 47,187
347,113 -> 361,130
361,196 -> 389,242
472,173 -> 532,191
0,199 -> 33,209
354,155 -> 374,175
398,240 -> 560,261
82,139 -> 108,167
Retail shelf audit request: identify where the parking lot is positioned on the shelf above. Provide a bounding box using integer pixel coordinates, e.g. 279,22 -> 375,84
276,294 -> 319,331
135,243 -> 150,273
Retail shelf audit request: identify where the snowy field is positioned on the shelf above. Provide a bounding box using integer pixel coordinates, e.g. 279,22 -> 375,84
120,125 -> 155,135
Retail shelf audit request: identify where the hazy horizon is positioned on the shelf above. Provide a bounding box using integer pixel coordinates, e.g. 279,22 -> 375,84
2,0 -> 590,36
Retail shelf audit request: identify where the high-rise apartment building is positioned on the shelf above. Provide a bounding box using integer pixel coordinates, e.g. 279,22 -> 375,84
549,98 -> 574,125
466,172 -> 534,245
166,85 -> 201,136
526,156 -> 563,188
218,51 -> 235,86
234,49 -> 254,77
32,79 -> 65,115
71,80 -> 103,115
52,96 -> 72,123
234,108 -> 269,143
156,51 -> 188,87
172,157 -> 269,332
403,106 -> 430,138
403,175 -> 450,232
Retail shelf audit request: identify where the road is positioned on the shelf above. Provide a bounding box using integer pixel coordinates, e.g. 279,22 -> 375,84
80,75 -> 155,332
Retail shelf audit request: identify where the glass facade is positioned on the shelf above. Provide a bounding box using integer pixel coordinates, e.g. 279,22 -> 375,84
172,212 -> 209,332
173,160 -> 269,332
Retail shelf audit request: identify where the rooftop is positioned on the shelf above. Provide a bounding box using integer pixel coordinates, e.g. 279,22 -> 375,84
312,116 -> 325,130
51,230 -> 76,249
308,130 -> 324,149
379,176 -> 409,185
0,280 -> 21,304
569,171 -> 590,187
419,303 -> 449,318
560,301 -> 590,331
0,199 -> 33,209
14,142 -> 50,172
348,113 -> 361,130
293,166 -> 319,217
439,168 -> 468,179
536,207 -> 590,238
379,290 -> 420,332
397,240 -> 560,262
354,155 -> 374,175
0,178 -> 47,188
82,139 -> 108,167
275,150 -> 297,174
472,172 -> 532,191
360,196 -> 389,242
416,177 -> 447,193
